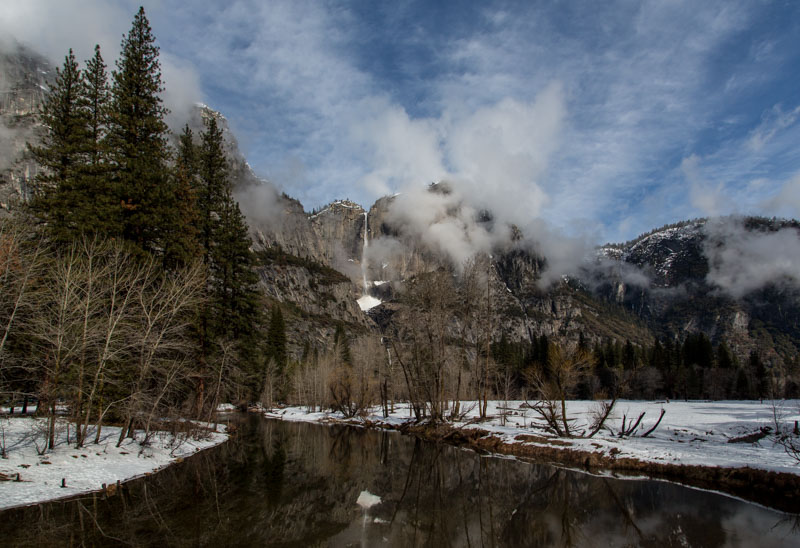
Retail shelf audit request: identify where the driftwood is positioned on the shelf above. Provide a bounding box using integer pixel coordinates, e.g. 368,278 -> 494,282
616,408 -> 666,438
642,408 -> 666,438
587,399 -> 616,438
728,426 -> 771,444
618,412 -> 646,437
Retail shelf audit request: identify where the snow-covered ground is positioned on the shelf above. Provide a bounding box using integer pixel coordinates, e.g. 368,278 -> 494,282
267,400 -> 800,475
0,417 -> 228,511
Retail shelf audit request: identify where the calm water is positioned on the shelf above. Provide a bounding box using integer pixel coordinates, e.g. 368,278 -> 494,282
0,415 -> 797,547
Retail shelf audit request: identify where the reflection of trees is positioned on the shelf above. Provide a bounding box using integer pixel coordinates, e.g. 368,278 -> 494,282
0,416 -> 795,547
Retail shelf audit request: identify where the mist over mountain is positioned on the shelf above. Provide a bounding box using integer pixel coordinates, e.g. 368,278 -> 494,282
3,39 -> 800,375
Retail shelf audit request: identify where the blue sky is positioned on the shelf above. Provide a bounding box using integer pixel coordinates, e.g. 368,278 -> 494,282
3,0 -> 800,243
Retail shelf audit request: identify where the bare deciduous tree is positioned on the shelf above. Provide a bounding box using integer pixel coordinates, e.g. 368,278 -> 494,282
0,218 -> 45,368
117,260 -> 205,445
525,344 -> 595,437
389,269 -> 461,422
30,243 -> 84,450
329,334 -> 381,417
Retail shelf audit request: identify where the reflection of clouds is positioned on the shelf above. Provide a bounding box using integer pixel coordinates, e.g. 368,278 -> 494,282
577,480 -> 796,548
720,506 -> 797,548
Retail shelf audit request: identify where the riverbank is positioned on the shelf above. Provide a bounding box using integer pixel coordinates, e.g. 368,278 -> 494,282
0,416 -> 228,511
266,400 -> 800,513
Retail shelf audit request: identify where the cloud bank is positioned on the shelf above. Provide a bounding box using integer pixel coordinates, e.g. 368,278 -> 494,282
354,82 -> 580,282
704,218 -> 800,299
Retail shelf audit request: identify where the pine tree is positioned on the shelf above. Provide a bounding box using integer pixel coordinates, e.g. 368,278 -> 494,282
266,305 -> 287,372
197,114 -> 227,263
28,49 -> 88,240
750,350 -> 769,400
75,45 -> 117,236
734,367 -> 751,399
334,323 -> 351,365
195,114 -> 262,350
716,342 -> 734,369
107,7 -> 174,257
211,190 -> 261,346
622,340 -> 636,370
163,125 -> 201,268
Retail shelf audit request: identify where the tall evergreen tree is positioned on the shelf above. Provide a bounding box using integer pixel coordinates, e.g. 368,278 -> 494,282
266,305 -> 287,372
163,125 -> 201,268
682,333 -> 713,369
28,49 -> 87,240
716,342 -> 735,369
211,189 -> 261,346
107,7 -> 174,256
622,340 -> 636,370
193,114 -> 262,359
75,45 -> 117,235
750,350 -> 769,400
197,114 -> 227,263
333,323 -> 351,365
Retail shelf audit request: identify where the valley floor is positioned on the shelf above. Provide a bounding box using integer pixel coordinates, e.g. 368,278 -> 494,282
266,399 -> 800,511
0,414 -> 228,511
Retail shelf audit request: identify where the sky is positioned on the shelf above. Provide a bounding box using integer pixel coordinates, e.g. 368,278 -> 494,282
2,0 -> 800,244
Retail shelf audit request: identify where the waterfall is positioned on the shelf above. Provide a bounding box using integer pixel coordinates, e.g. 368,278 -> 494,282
361,211 -> 368,295
356,210 -> 382,312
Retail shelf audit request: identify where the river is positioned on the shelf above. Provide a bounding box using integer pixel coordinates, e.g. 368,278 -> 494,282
0,414 -> 797,546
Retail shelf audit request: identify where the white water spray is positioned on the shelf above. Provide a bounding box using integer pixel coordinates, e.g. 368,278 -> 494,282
357,210 -> 381,311
361,211 -> 368,295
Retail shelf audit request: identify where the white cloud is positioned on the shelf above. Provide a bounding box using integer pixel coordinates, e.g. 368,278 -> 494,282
762,173 -> 800,219
349,82 -> 568,275
0,0 -> 131,62
704,218 -> 800,298
446,84 -> 565,224
160,52 -> 204,129
351,98 -> 447,197
681,154 -> 736,217
748,104 -> 800,152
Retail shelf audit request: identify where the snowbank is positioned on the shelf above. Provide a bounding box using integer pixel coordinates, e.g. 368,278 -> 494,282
0,417 -> 228,510
268,400 -> 800,475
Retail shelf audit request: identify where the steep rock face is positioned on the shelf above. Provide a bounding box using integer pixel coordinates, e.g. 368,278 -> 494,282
258,263 -> 366,325
308,200 -> 366,273
616,220 -> 708,288
490,248 -> 653,347
352,189 -> 654,348
253,195 -> 327,262
254,244 -> 374,357
0,44 -> 53,211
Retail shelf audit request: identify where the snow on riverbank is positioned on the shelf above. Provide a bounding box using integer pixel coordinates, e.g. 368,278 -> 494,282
268,400 -> 800,475
0,417 -> 228,511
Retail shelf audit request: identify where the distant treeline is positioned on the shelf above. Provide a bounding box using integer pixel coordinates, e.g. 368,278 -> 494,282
490,331 -> 795,401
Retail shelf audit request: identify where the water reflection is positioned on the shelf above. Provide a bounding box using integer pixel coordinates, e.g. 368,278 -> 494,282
0,415 -> 797,547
